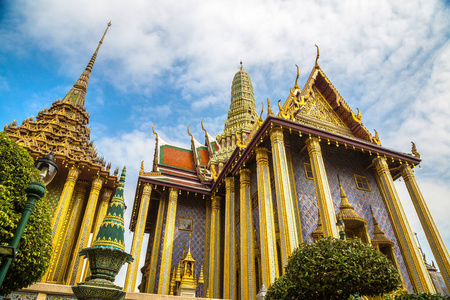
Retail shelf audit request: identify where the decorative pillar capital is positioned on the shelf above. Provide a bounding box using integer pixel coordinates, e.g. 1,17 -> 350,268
399,164 -> 414,181
256,147 -> 269,164
211,196 -> 221,210
372,156 -> 389,175
168,188 -> 178,201
239,168 -> 251,185
142,183 -> 153,195
225,176 -> 235,192
269,126 -> 284,144
305,136 -> 320,154
100,188 -> 113,203
91,175 -> 104,187
67,166 -> 81,182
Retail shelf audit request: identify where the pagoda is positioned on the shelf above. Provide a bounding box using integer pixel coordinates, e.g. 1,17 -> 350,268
3,22 -> 119,286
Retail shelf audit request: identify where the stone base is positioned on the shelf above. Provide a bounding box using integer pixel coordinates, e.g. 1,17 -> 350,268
178,286 -> 196,297
72,281 -> 125,300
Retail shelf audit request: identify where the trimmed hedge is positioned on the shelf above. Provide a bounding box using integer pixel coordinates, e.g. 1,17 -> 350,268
0,133 -> 53,295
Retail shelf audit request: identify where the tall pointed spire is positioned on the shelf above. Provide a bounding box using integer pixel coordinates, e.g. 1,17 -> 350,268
62,21 -> 111,108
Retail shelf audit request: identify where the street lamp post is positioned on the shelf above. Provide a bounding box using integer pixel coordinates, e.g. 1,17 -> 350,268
336,218 -> 361,300
0,152 -> 58,287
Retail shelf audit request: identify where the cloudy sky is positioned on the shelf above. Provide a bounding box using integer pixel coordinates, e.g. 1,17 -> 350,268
1,0 -> 449,291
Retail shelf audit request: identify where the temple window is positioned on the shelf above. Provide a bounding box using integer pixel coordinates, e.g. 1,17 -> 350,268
354,174 -> 370,191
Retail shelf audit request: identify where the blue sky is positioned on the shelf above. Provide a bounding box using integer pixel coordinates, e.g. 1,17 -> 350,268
1,0 -> 450,291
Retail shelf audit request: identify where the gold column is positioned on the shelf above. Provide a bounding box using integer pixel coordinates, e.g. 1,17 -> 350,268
239,168 -> 256,300
157,188 -> 178,295
223,177 -> 236,300
66,176 -> 104,285
125,183 -> 153,292
204,195 -> 212,291
43,166 -> 80,282
373,157 -> 434,293
209,196 -> 221,298
256,147 -> 280,287
400,164 -> 450,290
82,187 -> 113,281
284,137 -> 303,244
145,196 -> 166,293
270,127 -> 299,265
305,137 -> 338,238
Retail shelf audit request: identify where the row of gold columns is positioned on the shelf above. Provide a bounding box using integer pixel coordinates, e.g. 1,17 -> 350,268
66,175 -> 104,285
400,164 -> 450,291
209,196 -> 221,298
373,157 -> 435,292
43,166 -> 80,282
306,137 -> 339,238
256,148 -> 279,286
239,169 -> 256,300
270,127 -> 299,265
145,194 -> 166,293
125,183 -> 153,292
223,177 -> 236,299
157,188 -> 178,294
56,181 -> 89,283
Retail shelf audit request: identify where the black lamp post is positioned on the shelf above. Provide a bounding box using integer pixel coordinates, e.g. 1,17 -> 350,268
0,151 -> 58,287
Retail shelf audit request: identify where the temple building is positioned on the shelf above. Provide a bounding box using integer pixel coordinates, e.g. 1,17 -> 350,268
2,23 -> 121,287
127,50 -> 450,299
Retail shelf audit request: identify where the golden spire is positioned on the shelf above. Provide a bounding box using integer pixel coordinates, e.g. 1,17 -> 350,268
63,22 -> 111,108
239,60 -> 244,71
337,175 -> 366,223
312,210 -> 324,241
370,206 -> 393,245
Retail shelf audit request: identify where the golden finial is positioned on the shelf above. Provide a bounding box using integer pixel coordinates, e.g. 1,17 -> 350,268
259,101 -> 264,124
314,44 -> 320,68
94,21 -> 112,56
351,108 -> 363,124
139,161 -> 144,175
411,141 -> 420,158
236,132 -> 247,150
152,123 -> 159,141
201,119 -> 208,138
239,61 -> 244,71
187,125 -> 194,142
373,129 -> 381,146
295,64 -> 300,89
267,98 -> 274,116
278,100 -> 290,119
211,165 -> 218,181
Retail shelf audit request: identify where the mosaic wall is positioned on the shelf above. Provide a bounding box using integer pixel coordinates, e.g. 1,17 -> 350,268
288,135 -> 414,291
250,163 -> 261,255
46,171 -> 66,227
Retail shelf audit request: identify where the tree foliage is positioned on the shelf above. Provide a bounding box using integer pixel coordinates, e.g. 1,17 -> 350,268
0,133 -> 53,295
266,237 -> 402,300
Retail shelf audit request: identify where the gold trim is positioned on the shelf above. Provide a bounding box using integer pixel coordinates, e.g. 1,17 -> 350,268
354,174 -> 371,191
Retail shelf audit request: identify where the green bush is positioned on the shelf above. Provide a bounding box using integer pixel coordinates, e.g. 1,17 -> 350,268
0,132 -> 53,295
394,293 -> 450,300
266,237 -> 401,300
